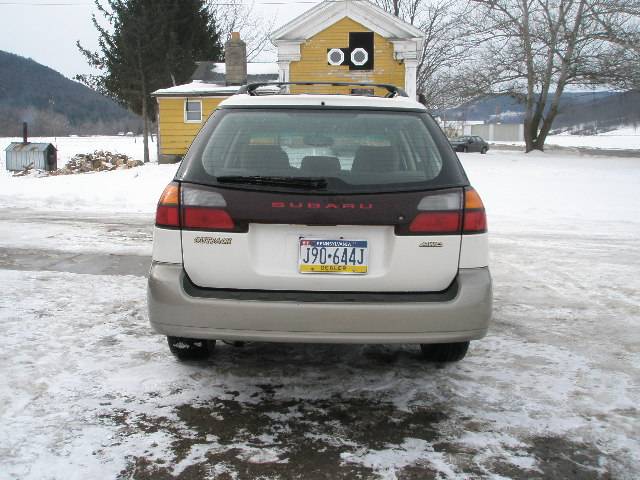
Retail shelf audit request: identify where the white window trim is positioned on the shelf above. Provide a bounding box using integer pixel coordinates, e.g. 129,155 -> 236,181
184,99 -> 203,123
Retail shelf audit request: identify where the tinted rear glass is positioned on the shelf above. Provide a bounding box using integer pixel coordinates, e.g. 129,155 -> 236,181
178,108 -> 468,193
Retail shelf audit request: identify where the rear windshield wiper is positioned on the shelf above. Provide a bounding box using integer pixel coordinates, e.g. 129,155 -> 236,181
216,175 -> 328,190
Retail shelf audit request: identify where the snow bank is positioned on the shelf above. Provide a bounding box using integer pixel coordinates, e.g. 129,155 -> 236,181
547,127 -> 640,149
494,125 -> 640,150
601,125 -> 640,136
0,162 -> 178,214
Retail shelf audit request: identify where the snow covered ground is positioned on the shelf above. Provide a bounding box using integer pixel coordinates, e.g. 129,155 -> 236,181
0,161 -> 176,214
494,125 -> 640,150
0,149 -> 639,478
547,126 -> 640,150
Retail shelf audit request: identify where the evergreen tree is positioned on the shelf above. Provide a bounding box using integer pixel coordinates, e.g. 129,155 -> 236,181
77,0 -> 223,162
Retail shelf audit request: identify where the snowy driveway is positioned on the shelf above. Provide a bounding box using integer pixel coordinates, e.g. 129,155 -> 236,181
1,151 -> 639,479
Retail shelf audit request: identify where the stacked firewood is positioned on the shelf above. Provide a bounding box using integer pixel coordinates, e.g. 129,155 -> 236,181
13,151 -> 145,177
55,151 -> 144,174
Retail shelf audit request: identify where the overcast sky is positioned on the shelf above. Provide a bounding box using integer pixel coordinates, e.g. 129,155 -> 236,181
0,0 -> 318,80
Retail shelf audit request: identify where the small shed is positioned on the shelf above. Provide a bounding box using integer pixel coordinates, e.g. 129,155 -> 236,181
4,142 -> 57,171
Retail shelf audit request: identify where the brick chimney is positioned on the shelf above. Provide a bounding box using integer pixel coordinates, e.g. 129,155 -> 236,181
225,32 -> 247,86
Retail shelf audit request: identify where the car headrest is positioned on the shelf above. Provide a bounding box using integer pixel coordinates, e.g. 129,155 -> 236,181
243,144 -> 290,170
351,146 -> 398,173
300,156 -> 341,175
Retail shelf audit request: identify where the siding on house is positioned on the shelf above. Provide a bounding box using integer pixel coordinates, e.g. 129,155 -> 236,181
289,17 -> 405,96
157,97 -> 226,156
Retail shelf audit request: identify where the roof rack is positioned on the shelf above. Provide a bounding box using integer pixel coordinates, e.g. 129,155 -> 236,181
237,82 -> 409,98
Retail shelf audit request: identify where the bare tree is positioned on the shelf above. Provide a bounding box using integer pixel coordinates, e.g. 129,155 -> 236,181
466,0 -> 640,152
207,0 -> 275,60
373,0 -> 478,111
587,1 -> 640,90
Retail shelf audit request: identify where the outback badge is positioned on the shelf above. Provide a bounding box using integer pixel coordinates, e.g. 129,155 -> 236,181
194,236 -> 232,245
419,241 -> 443,248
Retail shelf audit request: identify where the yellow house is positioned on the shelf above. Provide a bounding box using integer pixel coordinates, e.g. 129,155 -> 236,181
152,62 -> 279,164
152,0 -> 424,164
272,0 -> 424,98
151,83 -> 234,163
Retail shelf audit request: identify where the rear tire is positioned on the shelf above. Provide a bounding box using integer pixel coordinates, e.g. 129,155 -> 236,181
420,341 -> 469,362
167,336 -> 214,361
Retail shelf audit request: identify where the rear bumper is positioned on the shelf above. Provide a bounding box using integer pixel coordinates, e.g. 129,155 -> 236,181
147,263 -> 492,344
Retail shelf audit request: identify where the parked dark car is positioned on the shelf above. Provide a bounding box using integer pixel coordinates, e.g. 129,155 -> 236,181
450,136 -> 489,154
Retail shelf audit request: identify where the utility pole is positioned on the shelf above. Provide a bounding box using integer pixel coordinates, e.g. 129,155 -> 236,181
49,97 -> 57,147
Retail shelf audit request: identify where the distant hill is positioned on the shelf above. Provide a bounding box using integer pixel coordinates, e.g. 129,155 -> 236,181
551,91 -> 640,133
440,91 -> 640,133
0,50 -> 141,136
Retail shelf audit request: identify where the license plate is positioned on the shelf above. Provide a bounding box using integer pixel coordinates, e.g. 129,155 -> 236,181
298,239 -> 368,274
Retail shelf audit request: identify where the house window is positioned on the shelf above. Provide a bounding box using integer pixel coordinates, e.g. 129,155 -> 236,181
185,99 -> 202,123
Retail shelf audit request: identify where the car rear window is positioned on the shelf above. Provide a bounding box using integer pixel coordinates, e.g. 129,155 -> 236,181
178,108 -> 468,193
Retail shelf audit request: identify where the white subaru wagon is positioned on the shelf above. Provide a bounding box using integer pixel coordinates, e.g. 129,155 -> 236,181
148,83 -> 492,362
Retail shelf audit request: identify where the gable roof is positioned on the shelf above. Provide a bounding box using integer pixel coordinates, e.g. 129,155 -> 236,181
272,0 -> 424,42
5,142 -> 55,153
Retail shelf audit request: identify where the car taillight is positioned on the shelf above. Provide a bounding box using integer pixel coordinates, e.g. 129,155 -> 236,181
182,208 -> 234,230
181,185 -> 235,231
155,182 -> 180,228
463,187 -> 487,234
409,212 -> 462,233
408,190 -> 462,234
